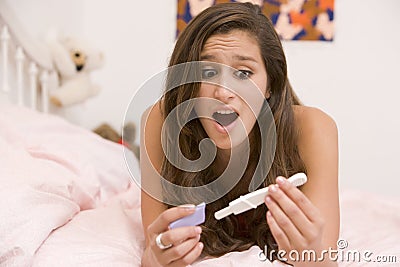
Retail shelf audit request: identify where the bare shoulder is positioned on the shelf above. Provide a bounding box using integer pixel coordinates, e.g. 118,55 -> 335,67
293,105 -> 338,180
140,100 -> 164,175
141,101 -> 163,131
293,105 -> 338,140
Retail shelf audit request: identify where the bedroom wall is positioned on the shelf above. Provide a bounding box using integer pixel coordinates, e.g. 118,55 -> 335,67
282,1 -> 400,197
3,0 -> 400,197
3,0 -> 84,38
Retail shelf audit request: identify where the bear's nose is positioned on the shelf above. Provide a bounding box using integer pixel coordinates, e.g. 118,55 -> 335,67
76,65 -> 84,71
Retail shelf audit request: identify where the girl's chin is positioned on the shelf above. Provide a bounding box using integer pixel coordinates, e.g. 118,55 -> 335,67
212,136 -> 249,150
214,142 -> 232,150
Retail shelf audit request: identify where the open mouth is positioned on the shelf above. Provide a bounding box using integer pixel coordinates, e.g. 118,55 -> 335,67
212,110 -> 239,127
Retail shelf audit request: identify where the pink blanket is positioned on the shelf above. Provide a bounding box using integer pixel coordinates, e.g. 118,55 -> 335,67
0,105 -> 399,266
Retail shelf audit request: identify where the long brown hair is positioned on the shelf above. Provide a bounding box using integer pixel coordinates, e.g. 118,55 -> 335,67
160,2 -> 305,259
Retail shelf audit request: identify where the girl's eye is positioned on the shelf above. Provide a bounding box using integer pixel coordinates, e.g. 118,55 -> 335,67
201,68 -> 218,79
234,70 -> 253,80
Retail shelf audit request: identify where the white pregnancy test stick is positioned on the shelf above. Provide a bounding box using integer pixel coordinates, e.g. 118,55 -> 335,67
214,173 -> 307,220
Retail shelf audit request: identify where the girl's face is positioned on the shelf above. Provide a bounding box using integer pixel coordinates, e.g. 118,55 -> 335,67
194,30 -> 269,150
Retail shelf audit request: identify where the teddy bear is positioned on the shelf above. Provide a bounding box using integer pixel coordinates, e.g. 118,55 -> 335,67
93,122 -> 140,160
47,36 -> 104,107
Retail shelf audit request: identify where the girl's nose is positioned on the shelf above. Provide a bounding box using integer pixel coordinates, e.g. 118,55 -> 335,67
214,70 -> 236,103
213,84 -> 235,102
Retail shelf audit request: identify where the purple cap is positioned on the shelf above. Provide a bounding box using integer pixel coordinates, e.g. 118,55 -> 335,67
169,202 -> 206,229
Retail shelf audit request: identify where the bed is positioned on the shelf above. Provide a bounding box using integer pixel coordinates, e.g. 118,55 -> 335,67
1,4 -> 399,267
1,105 -> 400,267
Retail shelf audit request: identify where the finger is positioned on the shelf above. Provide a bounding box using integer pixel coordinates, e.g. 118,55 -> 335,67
276,177 -> 322,223
164,234 -> 201,263
168,242 -> 204,267
148,205 -> 196,234
266,210 -> 290,251
265,195 -> 304,246
267,183 -> 314,237
160,226 -> 202,247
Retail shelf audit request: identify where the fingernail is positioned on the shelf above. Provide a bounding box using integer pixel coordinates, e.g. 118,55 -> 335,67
179,204 -> 196,210
276,177 -> 285,185
269,185 -> 278,192
198,242 -> 204,249
195,226 -> 202,234
267,211 -> 272,217
265,196 -> 272,203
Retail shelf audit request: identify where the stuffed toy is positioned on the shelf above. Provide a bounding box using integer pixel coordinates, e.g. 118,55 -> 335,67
47,36 -> 104,107
93,122 -> 140,160
93,123 -> 120,143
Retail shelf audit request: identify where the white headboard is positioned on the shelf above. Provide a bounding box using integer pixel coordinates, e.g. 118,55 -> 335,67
0,1 -> 55,112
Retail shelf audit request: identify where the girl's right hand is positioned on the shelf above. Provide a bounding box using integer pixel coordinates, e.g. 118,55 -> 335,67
142,205 -> 204,267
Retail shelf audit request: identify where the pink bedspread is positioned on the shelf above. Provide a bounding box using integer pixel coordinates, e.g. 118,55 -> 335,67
0,105 -> 399,267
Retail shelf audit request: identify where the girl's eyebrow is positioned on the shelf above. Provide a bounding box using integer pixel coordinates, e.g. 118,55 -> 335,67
200,54 -> 214,60
200,53 -> 259,64
232,55 -> 258,63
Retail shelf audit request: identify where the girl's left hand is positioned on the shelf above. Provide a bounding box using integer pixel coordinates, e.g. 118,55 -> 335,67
264,176 -> 326,262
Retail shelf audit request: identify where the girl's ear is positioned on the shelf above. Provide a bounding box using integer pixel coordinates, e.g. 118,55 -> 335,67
265,88 -> 271,99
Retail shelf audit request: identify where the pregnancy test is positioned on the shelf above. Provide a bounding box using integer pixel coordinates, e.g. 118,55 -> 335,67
214,173 -> 307,220
169,202 -> 206,229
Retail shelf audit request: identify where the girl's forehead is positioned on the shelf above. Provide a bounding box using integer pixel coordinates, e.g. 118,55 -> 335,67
202,30 -> 259,51
201,31 -> 263,64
